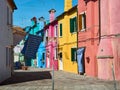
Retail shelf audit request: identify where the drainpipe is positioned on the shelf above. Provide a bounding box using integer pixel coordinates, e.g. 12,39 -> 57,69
98,0 -> 101,43
76,6 -> 79,74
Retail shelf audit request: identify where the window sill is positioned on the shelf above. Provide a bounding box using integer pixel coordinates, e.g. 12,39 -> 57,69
59,36 -> 63,38
71,60 -> 77,63
54,59 -> 58,61
71,32 -> 77,34
79,29 -> 86,32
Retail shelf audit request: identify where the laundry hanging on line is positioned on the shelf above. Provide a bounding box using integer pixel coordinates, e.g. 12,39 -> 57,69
21,34 -> 42,59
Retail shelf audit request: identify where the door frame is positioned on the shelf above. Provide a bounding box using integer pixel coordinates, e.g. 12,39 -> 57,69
77,47 -> 85,75
59,52 -> 63,70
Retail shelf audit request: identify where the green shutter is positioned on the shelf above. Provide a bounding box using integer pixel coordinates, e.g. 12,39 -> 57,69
71,48 -> 77,61
60,24 -> 62,36
74,17 -> 77,32
71,48 -> 74,61
70,18 -> 74,33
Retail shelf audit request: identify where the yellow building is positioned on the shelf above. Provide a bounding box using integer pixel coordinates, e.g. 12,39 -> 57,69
57,0 -> 78,74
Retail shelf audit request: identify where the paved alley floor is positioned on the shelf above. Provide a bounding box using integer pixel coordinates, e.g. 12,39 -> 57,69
0,68 -> 120,90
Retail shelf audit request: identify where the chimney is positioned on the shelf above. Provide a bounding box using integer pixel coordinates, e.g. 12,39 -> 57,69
49,9 -> 56,22
64,0 -> 72,11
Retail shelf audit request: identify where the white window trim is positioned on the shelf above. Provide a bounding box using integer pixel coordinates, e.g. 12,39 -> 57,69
45,29 -> 48,37
80,11 -> 86,31
59,23 -> 62,37
71,47 -> 77,61
54,25 -> 58,37
54,48 -> 57,60
70,16 -> 77,33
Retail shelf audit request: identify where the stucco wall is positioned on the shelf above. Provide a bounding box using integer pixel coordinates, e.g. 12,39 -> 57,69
58,8 -> 78,74
0,0 -> 13,83
78,0 -> 99,77
97,0 -> 120,80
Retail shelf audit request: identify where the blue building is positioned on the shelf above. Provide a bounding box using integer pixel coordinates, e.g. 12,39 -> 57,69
37,29 -> 46,68
22,17 -> 46,68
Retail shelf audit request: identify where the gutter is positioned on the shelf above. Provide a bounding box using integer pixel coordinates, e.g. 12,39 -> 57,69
98,0 -> 101,43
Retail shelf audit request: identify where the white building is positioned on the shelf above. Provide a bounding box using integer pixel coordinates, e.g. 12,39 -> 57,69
14,40 -> 24,63
0,0 -> 17,83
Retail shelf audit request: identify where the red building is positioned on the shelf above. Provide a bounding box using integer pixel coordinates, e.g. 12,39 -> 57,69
77,0 -> 99,77
97,0 -> 120,80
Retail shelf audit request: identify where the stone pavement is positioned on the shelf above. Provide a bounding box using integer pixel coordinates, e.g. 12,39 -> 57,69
0,68 -> 120,90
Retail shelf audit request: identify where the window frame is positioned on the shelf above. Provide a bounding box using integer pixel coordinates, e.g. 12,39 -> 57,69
70,16 -> 77,33
6,47 -> 12,67
78,12 -> 86,32
71,47 -> 77,61
59,23 -> 62,37
42,52 -> 45,63
54,48 -> 58,60
54,25 -> 58,37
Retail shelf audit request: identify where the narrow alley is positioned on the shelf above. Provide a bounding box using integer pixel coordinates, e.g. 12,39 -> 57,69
0,68 -> 120,90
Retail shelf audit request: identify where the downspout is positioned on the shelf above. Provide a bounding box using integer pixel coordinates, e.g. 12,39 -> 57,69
98,0 -> 101,43
76,6 -> 79,74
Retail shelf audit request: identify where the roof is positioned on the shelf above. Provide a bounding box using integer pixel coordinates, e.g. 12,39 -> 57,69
56,5 -> 77,19
13,26 -> 26,35
44,19 -> 58,29
7,0 -> 17,10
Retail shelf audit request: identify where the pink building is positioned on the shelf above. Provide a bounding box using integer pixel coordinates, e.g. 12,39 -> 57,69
97,0 -> 120,80
77,0 -> 99,77
44,9 -> 58,70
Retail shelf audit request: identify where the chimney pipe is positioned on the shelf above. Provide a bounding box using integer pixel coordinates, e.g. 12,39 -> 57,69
49,9 -> 56,22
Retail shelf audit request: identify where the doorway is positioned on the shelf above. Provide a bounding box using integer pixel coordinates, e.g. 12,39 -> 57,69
47,57 -> 50,68
59,52 -> 63,70
77,47 -> 85,75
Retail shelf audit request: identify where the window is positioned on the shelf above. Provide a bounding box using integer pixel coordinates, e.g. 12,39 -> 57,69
78,12 -> 86,31
7,6 -> 12,26
70,17 -> 77,33
59,23 -> 62,37
54,48 -> 58,60
59,52 -> 62,59
54,25 -> 58,37
45,30 -> 48,37
71,48 -> 77,61
45,30 -> 48,43
7,6 -> 9,25
10,12 -> 12,25
42,53 -> 45,63
6,47 -> 12,67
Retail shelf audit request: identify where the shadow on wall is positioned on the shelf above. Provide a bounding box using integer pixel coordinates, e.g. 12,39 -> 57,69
0,71 -> 52,85
85,0 -> 97,2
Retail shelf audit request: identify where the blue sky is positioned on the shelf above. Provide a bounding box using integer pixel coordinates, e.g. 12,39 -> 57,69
13,0 -> 78,28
